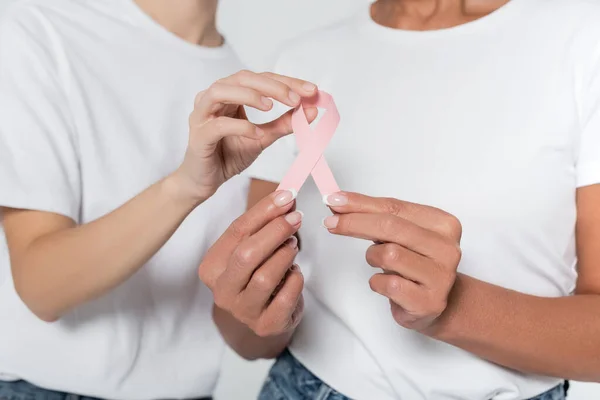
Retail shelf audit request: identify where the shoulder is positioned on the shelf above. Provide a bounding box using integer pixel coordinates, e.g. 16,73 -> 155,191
0,0 -> 128,70
542,0 -> 600,72
535,0 -> 600,36
543,0 -> 600,15
0,0 -> 126,44
0,1 -> 77,71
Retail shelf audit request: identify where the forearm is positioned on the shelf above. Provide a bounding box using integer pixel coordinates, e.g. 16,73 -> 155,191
428,274 -> 600,381
12,173 -> 202,322
213,304 -> 293,360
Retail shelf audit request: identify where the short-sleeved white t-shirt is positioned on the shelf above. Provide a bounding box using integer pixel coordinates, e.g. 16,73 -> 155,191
0,1 -> 247,399
248,0 -> 600,399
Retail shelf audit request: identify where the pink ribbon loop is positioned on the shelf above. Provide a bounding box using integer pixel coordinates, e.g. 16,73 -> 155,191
277,90 -> 341,197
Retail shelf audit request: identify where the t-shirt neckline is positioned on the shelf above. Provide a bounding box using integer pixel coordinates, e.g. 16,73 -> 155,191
123,0 -> 233,59
358,0 -> 524,40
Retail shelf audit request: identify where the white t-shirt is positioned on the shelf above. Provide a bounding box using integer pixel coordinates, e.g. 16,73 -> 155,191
0,1 -> 247,399
248,0 -> 600,399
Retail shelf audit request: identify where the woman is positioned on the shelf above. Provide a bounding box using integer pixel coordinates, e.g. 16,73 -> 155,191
199,0 -> 600,399
0,0 -> 317,399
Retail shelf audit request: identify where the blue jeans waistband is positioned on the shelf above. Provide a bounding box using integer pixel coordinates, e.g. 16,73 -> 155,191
259,349 -> 568,400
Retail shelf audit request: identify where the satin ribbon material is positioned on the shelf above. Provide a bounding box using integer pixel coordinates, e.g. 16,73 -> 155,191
277,91 -> 341,197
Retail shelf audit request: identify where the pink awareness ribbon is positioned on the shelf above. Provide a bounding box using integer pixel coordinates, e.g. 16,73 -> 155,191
277,90 -> 341,198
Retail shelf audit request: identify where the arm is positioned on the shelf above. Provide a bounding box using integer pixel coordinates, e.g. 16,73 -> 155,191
427,184 -> 600,382
212,305 -> 294,360
324,189 -> 600,382
428,275 -> 600,381
3,70 -> 317,322
3,174 -> 198,322
203,187 -> 304,361
213,178 -> 292,360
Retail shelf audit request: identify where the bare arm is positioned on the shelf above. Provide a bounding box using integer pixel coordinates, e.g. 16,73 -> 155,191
325,188 -> 600,382
3,174 -> 198,322
212,305 -> 294,361
213,178 -> 292,360
208,180 -> 303,360
3,71 -> 317,323
427,184 -> 600,382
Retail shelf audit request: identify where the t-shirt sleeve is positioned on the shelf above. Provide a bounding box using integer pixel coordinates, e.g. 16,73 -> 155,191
244,56 -> 299,184
0,7 -> 81,220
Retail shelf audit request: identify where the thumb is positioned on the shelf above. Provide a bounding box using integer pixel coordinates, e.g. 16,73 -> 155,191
256,107 -> 318,149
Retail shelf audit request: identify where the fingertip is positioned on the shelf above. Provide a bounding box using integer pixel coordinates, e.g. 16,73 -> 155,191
322,215 -> 339,230
302,82 -> 317,93
284,210 -> 303,226
285,236 -> 298,249
322,192 -> 348,207
260,96 -> 274,110
304,107 -> 319,123
273,189 -> 297,207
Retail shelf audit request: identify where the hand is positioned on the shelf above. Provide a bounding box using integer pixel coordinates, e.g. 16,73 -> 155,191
199,190 -> 305,337
322,192 -> 462,332
173,70 -> 318,202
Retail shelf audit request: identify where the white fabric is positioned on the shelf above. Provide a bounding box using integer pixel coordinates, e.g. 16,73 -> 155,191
248,0 -> 600,399
0,0 -> 247,399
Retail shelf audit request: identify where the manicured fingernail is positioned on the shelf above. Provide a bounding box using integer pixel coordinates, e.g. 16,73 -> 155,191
274,189 -> 297,207
322,193 -> 348,206
285,211 -> 303,226
288,91 -> 301,104
255,127 -> 265,138
322,215 -> 339,229
286,236 -> 298,249
302,82 -> 316,92
261,96 -> 273,108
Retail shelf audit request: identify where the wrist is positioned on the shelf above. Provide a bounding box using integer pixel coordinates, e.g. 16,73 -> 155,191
421,274 -> 467,341
162,170 -> 210,209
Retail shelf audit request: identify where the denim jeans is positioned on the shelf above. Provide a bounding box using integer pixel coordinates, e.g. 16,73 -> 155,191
259,350 -> 568,400
0,379 -> 212,400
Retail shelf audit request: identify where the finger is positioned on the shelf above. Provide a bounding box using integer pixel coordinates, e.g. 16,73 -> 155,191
195,117 -> 264,146
323,192 -> 462,241
256,107 -> 319,148
198,190 -> 297,286
259,71 -> 318,99
324,212 -> 457,263
369,273 -> 424,314
194,83 -> 274,121
366,243 -> 436,286
257,265 -> 304,336
236,237 -> 299,318
218,211 -> 302,296
220,70 -> 317,108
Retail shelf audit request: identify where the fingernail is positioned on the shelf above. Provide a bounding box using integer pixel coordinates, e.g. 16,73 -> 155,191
302,82 -> 316,92
261,96 -> 273,108
286,236 -> 298,249
322,215 -> 339,229
274,189 -> 297,207
288,91 -> 301,104
322,192 -> 348,206
255,127 -> 265,138
285,211 -> 303,226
